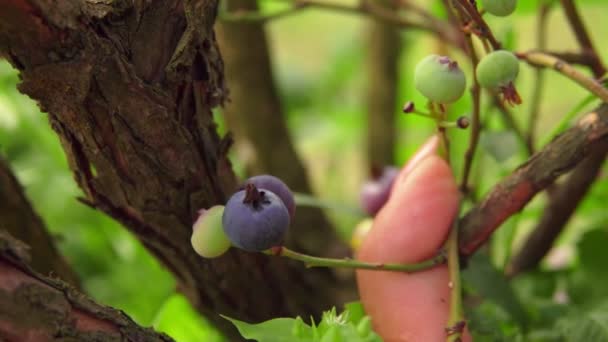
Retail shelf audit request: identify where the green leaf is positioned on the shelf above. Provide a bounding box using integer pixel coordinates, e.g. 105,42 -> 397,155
344,301 -> 365,324
153,294 -> 224,342
222,315 -> 313,342
578,229 -> 608,275
467,301 -> 522,341
464,254 -> 529,329
222,304 -> 381,342
558,308 -> 608,342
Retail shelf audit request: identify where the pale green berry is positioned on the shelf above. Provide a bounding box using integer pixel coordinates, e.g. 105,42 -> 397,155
414,55 -> 466,104
476,50 -> 520,89
481,0 -> 517,17
191,205 -> 231,258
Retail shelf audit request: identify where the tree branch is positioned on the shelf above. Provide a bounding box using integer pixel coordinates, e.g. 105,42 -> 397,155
526,2 -> 553,153
0,156 -> 80,287
0,230 -> 173,341
224,0 -> 462,48
506,145 -> 608,276
519,51 -> 608,102
459,104 -> 608,256
560,0 -> 606,77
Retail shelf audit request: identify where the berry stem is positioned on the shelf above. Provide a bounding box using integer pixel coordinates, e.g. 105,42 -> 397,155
266,247 -> 446,272
243,183 -> 265,209
430,102 -> 465,341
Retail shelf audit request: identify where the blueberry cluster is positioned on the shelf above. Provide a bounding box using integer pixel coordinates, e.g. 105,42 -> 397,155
414,50 -> 520,106
191,175 -> 295,258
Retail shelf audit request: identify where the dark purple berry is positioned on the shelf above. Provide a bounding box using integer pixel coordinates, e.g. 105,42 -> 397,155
223,184 -> 290,252
243,175 -> 295,219
360,166 -> 400,216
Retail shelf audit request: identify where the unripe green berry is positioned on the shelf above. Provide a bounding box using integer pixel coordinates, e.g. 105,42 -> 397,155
476,50 -> 520,89
191,205 -> 231,258
414,55 -> 466,104
481,0 -> 517,17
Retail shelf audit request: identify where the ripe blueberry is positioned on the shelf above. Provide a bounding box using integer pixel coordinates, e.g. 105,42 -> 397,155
191,206 -> 231,258
222,184 -> 290,252
481,0 -> 517,17
243,175 -> 295,219
360,166 -> 400,216
414,55 -> 466,104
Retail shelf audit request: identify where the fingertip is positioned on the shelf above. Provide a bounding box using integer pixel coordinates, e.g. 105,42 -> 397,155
358,155 -> 459,263
356,152 -> 462,341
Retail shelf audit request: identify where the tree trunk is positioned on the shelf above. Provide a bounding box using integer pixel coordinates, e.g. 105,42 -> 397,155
0,1 -> 346,339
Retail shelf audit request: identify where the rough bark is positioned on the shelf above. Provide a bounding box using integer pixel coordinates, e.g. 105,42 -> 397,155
506,146 -> 608,276
0,156 -> 80,287
0,230 -> 173,342
365,0 -> 401,169
460,104 -> 608,256
0,1 -> 345,339
216,0 -> 349,258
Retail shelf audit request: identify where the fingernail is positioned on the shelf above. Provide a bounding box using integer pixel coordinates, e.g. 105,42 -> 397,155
395,135 -> 439,185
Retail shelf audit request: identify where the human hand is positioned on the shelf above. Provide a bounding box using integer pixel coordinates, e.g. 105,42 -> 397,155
356,136 -> 471,341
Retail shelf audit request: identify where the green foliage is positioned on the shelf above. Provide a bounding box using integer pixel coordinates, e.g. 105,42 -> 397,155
223,302 -> 381,342
153,294 -> 225,342
464,254 -> 528,329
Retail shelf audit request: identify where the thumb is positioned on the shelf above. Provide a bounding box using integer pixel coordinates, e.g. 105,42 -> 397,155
356,136 -> 468,341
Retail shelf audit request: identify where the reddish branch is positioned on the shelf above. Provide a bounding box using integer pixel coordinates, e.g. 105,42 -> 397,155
0,231 -> 173,341
454,0 -> 501,50
506,146 -> 608,276
459,104 -> 608,256
507,1 -> 607,273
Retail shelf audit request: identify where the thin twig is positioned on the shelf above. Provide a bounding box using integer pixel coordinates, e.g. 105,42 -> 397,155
543,50 -> 598,71
526,2 -> 553,153
268,247 -> 446,272
435,107 -> 465,342
492,94 -> 532,155
220,4 -> 306,23
560,0 -> 606,77
224,0 -> 462,47
455,0 -> 501,50
450,1 -> 482,195
519,51 -> 608,103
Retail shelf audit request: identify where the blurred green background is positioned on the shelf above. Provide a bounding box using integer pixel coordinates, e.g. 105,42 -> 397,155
1,0 -> 608,340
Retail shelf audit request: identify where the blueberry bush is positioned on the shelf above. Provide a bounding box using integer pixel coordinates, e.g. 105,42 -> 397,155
2,0 -> 608,341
